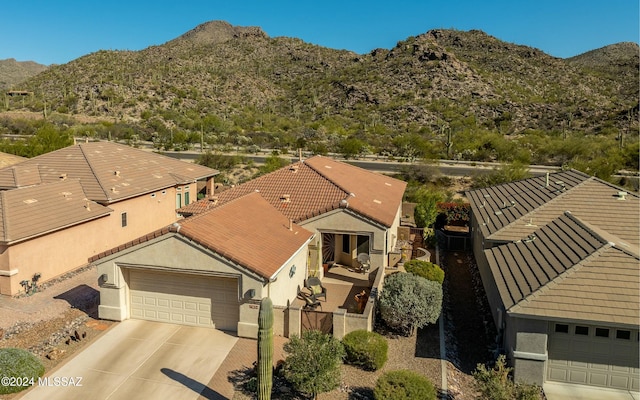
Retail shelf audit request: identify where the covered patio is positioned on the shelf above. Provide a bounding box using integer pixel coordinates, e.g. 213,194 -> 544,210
293,263 -> 378,314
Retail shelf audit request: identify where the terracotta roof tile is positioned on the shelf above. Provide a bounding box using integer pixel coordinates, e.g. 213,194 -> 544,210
0,142 -> 218,203
177,192 -> 314,279
179,155 -> 406,227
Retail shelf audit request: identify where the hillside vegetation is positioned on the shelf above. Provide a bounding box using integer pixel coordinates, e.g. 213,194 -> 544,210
1,21 -> 638,181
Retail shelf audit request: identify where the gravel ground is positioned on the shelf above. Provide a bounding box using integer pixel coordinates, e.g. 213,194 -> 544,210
0,265 -> 115,399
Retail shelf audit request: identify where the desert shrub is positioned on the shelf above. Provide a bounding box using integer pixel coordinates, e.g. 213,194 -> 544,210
0,348 -> 45,394
282,330 -> 345,398
374,370 -> 437,400
404,259 -> 445,284
473,355 -> 542,400
342,330 -> 388,371
378,272 -> 442,335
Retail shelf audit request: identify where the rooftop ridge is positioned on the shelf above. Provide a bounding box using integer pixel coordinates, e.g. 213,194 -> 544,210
487,177 -> 594,239
78,143 -> 111,201
302,156 -> 353,198
508,241 -> 615,314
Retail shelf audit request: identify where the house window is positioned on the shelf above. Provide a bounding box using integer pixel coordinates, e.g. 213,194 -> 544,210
616,330 -> 631,340
554,324 -> 569,333
184,191 -> 190,205
342,235 -> 350,253
595,328 -> 609,338
121,212 -> 127,227
575,326 -> 589,336
176,193 -> 182,208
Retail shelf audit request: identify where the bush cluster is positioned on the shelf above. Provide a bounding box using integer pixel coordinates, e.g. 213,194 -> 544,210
473,355 -> 542,400
378,272 -> 443,335
342,330 -> 388,371
403,260 -> 445,284
374,370 -> 437,400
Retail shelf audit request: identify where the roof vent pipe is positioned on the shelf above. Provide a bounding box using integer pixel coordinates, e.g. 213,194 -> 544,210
289,219 -> 293,231
545,172 -> 549,187
617,191 -> 628,200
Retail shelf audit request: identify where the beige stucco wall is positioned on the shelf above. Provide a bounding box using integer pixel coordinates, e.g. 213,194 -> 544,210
0,185 -> 196,296
95,233 -> 309,339
301,208 -> 389,270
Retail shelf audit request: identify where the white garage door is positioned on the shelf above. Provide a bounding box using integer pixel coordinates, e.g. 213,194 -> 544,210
547,323 -> 639,391
129,270 -> 239,331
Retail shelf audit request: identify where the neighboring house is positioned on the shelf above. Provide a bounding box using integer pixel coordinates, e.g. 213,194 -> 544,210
0,142 -> 217,295
91,155 -> 407,338
180,155 -> 407,275
0,151 -> 26,168
92,192 -> 314,338
467,169 -> 639,392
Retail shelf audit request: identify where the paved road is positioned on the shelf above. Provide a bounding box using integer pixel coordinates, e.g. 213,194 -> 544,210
157,149 -> 561,177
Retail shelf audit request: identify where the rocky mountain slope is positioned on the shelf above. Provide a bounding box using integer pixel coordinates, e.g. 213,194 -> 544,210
4,21 -> 639,159
0,58 -> 48,90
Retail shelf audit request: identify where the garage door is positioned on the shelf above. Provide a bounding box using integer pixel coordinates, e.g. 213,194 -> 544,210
547,323 -> 639,391
129,270 -> 239,331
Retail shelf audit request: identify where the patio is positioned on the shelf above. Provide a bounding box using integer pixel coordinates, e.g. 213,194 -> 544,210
292,263 -> 378,314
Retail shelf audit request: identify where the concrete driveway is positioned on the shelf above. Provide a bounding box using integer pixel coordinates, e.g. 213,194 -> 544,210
544,382 -> 640,400
20,320 -> 238,400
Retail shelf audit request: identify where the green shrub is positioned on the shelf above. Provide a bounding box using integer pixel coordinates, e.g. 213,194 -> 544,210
374,370 -> 437,400
379,272 -> 443,335
342,330 -> 388,371
404,260 -> 445,284
473,355 -> 542,400
282,330 -> 345,398
0,348 -> 45,394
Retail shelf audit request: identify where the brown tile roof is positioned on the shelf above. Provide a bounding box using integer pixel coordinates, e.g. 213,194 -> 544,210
485,212 -> 639,326
90,192 -> 314,280
305,156 -> 406,227
0,179 -> 112,244
467,169 -> 590,238
178,192 -> 314,279
180,156 -> 406,227
0,142 -> 218,203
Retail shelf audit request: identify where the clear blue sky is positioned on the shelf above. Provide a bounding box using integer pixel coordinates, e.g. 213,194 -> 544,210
2,1 -> 638,65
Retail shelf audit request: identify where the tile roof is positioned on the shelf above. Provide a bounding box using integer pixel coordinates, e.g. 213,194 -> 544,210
485,212 -> 639,326
177,192 -> 314,279
305,156 -> 407,227
0,179 -> 112,244
179,155 -> 406,227
91,192 -> 314,280
0,152 -> 26,168
0,142 -> 218,203
467,169 -> 590,238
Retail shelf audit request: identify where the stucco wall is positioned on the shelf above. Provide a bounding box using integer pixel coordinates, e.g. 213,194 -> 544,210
301,208 -> 389,269
0,185 -> 191,296
95,234 -> 309,339
507,316 -> 548,385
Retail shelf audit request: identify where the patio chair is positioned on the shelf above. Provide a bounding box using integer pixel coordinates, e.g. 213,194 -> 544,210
357,253 -> 370,274
298,291 -> 322,310
305,277 -> 327,301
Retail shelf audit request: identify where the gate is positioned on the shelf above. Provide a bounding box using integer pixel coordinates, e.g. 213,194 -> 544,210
301,309 -> 333,334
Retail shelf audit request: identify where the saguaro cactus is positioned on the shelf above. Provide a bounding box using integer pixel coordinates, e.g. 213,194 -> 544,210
257,297 -> 273,400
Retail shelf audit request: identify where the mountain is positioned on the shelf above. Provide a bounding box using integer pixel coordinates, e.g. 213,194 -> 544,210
0,58 -> 48,90
4,21 -> 639,161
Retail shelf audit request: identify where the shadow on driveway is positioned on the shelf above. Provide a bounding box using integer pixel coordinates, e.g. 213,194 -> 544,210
161,368 -> 226,400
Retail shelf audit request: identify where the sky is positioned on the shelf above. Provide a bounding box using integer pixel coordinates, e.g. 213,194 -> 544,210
1,1 -> 638,65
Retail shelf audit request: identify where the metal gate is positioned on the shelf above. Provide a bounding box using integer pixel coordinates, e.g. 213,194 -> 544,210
301,309 -> 333,335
